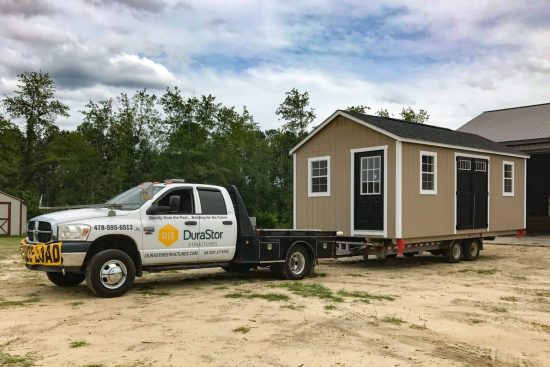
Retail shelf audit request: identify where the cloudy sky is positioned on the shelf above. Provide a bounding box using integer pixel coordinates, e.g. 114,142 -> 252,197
1,0 -> 550,131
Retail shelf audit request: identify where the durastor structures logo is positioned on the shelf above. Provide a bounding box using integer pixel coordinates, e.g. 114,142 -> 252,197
158,224 -> 178,247
183,229 -> 223,240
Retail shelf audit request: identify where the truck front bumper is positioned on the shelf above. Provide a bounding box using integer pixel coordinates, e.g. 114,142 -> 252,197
20,239 -> 90,271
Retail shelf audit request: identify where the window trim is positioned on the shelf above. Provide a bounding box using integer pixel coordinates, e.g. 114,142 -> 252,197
308,156 -> 330,197
360,155 -> 381,195
503,161 -> 514,197
419,151 -> 437,195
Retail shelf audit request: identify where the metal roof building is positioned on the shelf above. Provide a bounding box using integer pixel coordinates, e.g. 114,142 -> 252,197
459,103 -> 550,231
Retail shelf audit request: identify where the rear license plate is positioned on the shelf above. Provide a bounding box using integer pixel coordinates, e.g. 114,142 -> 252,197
20,241 -> 62,266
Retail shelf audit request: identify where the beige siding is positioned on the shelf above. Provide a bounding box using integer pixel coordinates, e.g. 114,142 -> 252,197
295,116 -> 395,237
401,143 -> 525,239
0,192 -> 26,236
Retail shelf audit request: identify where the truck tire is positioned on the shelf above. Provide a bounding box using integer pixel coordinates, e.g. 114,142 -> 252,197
280,245 -> 311,280
46,271 -> 85,287
462,240 -> 481,261
444,242 -> 462,263
85,249 -> 136,298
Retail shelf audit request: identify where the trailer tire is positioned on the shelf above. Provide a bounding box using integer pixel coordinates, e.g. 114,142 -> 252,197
462,239 -> 481,261
280,245 -> 311,280
386,254 -> 398,258
85,249 -> 135,298
444,242 -> 462,263
46,272 -> 85,287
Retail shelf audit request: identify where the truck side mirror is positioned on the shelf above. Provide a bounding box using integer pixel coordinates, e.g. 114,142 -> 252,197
169,195 -> 181,213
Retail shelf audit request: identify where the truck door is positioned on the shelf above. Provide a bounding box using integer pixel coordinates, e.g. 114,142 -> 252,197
196,187 -> 237,262
140,186 -> 200,265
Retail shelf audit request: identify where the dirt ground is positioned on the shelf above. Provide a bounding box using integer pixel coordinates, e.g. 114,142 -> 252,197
1,237 -> 549,367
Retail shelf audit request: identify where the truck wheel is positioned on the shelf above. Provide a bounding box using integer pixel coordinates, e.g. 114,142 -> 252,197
444,242 -> 462,263
46,271 -> 85,287
462,240 -> 481,261
280,245 -> 311,280
85,249 -> 135,298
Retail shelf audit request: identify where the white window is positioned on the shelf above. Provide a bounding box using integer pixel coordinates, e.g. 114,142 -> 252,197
308,156 -> 330,197
420,151 -> 437,195
458,159 -> 471,171
503,161 -> 514,196
475,161 -> 487,172
360,156 -> 381,195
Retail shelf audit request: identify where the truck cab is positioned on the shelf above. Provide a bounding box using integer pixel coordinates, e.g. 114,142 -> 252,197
21,181 -> 339,297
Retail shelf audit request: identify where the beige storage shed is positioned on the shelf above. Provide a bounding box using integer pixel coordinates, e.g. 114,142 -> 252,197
0,191 -> 27,236
290,110 -> 528,243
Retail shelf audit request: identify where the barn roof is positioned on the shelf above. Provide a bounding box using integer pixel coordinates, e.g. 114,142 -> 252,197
0,190 -> 25,203
458,102 -> 550,143
289,110 -> 529,158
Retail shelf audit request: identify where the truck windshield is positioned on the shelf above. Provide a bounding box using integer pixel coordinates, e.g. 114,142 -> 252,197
105,185 -> 162,210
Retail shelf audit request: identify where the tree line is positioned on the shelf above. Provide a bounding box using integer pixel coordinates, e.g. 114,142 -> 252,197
0,71 -> 429,228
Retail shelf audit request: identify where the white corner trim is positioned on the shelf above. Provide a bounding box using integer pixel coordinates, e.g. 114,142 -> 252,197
293,153 -> 296,229
350,145 -> 388,237
502,161 -> 515,197
419,150 -> 437,195
308,156 -> 331,197
395,141 -> 402,238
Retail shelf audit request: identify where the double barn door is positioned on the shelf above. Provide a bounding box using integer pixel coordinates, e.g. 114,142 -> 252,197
456,156 -> 489,230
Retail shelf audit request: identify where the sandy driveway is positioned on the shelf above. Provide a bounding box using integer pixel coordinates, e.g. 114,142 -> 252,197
1,238 -> 549,367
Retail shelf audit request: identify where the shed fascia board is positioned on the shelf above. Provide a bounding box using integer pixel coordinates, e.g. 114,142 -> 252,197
289,111 -> 530,159
0,191 -> 25,203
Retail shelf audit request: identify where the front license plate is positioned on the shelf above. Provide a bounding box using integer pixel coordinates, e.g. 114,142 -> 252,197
20,241 -> 62,266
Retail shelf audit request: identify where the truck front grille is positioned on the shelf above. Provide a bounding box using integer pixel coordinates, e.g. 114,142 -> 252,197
27,221 -> 53,243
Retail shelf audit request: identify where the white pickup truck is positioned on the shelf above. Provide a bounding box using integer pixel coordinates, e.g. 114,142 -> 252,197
20,181 -> 343,297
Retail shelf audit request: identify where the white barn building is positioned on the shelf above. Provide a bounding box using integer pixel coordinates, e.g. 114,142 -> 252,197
0,191 -> 27,236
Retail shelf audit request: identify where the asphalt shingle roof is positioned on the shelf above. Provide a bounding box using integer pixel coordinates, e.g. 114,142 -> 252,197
342,110 -> 526,156
457,103 -> 550,143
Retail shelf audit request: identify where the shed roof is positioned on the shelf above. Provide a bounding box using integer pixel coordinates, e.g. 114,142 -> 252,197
0,190 -> 25,203
458,103 -> 550,143
290,110 -> 529,158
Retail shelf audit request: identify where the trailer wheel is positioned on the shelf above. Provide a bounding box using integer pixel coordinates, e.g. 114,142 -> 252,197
444,242 -> 462,263
462,240 -> 481,261
85,249 -> 135,298
280,245 -> 311,280
386,254 -> 398,258
46,272 -> 85,287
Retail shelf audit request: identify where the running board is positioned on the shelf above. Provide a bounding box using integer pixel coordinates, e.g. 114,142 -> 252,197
143,262 -> 230,273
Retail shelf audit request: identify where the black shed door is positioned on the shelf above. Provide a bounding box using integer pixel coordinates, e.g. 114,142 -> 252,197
354,150 -> 384,231
456,157 -> 488,230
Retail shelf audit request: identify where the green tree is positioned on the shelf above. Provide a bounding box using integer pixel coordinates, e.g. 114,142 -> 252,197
275,88 -> 316,135
345,105 -> 370,114
376,108 -> 390,118
400,106 -> 430,123
2,71 -> 69,181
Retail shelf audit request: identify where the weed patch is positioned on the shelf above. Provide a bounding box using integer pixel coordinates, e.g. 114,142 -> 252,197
337,290 -> 396,303
500,296 -> 519,302
508,275 -> 527,281
381,316 -> 406,325
324,304 -> 337,310
0,351 -> 37,367
70,340 -> 89,348
280,304 -> 305,311
0,296 -> 40,309
273,283 -> 343,302
345,273 -> 363,277
232,326 -> 250,334
458,268 -> 498,275
225,292 -> 289,302
139,290 -> 170,297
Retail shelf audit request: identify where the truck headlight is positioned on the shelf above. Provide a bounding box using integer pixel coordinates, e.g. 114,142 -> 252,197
58,224 -> 91,241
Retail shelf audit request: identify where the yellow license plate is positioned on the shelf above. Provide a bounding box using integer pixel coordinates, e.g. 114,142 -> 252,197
20,241 -> 62,266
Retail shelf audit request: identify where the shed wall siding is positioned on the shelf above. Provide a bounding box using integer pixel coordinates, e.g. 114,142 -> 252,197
0,192 -> 26,236
401,143 -> 525,239
295,116 -> 395,237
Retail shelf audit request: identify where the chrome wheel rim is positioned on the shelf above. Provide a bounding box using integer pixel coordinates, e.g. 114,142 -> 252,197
100,260 -> 127,289
289,252 -> 306,275
452,244 -> 461,259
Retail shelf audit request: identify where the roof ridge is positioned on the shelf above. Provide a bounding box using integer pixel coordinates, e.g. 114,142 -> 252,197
484,102 -> 550,113
341,110 -> 452,132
